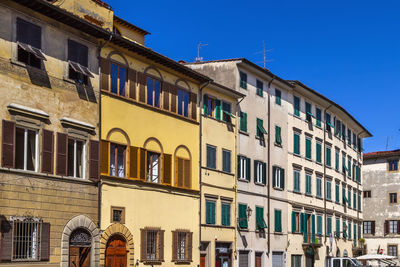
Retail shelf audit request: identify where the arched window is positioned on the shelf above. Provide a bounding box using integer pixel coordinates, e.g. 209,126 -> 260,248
69,228 -> 92,267
174,146 -> 191,189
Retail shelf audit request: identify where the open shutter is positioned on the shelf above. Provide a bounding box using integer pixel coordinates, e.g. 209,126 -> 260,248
41,130 -> 54,174
89,140 -> 100,181
100,140 -> 109,175
253,160 -> 258,183
190,92 -> 197,120
100,57 -> 110,91
139,148 -> 147,181
170,85 -> 177,113
171,231 -> 177,261
56,133 -> 68,176
203,94 -> 209,116
215,100 -> 221,120
280,168 -> 285,189
292,212 -> 296,233
162,154 -> 172,185
140,229 -> 146,261
183,159 -> 191,188
237,155 -> 241,179
312,214 -> 315,243
262,162 -> 266,185
397,221 -> 400,234
162,82 -> 170,111
0,220 -> 13,262
187,232 -> 193,261
40,222 -> 50,261
384,220 -> 389,235
372,221 -> 375,235
129,146 -> 139,179
245,158 -> 250,181
272,166 -> 277,187
128,68 -> 137,100
137,72 -> 146,103
159,230 -> 164,261
2,120 -> 15,168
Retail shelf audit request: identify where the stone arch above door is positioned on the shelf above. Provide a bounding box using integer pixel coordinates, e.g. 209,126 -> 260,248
100,223 -> 134,266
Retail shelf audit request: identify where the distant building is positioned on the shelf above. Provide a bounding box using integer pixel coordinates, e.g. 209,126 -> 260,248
363,150 -> 400,263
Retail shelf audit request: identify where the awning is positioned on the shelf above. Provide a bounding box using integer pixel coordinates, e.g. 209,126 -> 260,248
257,123 -> 267,135
256,215 -> 267,229
327,122 -> 335,129
223,110 -> 235,118
69,61 -> 94,78
17,42 -> 46,61
307,112 -> 315,118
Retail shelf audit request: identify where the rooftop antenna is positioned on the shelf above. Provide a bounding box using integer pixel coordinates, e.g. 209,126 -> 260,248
386,136 -> 390,150
196,42 -> 208,62
255,40 -> 273,68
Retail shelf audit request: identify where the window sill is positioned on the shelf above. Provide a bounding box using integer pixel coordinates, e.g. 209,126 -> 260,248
315,125 -> 322,129
293,153 -> 301,158
254,182 -> 266,187
274,143 -> 282,148
142,260 -> 163,265
305,157 -> 313,162
173,260 -> 193,265
273,187 -> 284,191
10,58 -> 43,71
305,193 -> 313,198
201,224 -> 235,230
293,190 -> 301,195
239,130 -> 249,136
238,178 -> 250,183
203,166 -> 234,176
274,231 -> 284,235
316,161 -> 323,166
202,114 -> 236,127
316,196 -> 323,200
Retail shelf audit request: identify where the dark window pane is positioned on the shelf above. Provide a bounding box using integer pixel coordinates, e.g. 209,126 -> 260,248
68,139 -> 74,177
68,39 -> 88,66
147,77 -> 153,105
119,66 -> 126,96
154,80 -> 161,108
183,91 -> 189,117
76,140 -> 83,178
15,128 -> 24,170
178,90 -> 183,115
17,18 -> 41,49
111,64 -> 118,94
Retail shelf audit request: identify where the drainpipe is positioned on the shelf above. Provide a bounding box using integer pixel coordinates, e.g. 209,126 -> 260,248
267,75 -> 275,255
198,80 -> 211,256
323,104 -> 332,246
356,130 -> 365,243
97,34 -> 113,229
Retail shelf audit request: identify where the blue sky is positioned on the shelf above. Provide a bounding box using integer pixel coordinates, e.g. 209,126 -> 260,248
107,0 -> 400,153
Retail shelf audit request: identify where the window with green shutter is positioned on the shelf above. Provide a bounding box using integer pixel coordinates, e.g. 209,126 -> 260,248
206,145 -> 217,169
256,206 -> 267,230
274,209 -> 282,232
358,194 -> 361,211
326,112 -> 333,131
256,80 -> 263,97
348,222 -> 352,240
306,102 -> 312,122
317,215 -> 322,235
347,129 -> 352,145
343,222 -> 347,238
316,177 -> 322,198
305,137 -> 312,159
203,94 -> 209,116
348,190 -> 351,207
336,219 -> 340,238
221,203 -> 231,226
353,192 -> 356,209
240,112 -> 247,132
222,149 -> 231,173
238,204 -> 248,229
215,99 -> 221,120
342,155 -> 346,173
294,96 -> 300,116
354,224 -> 357,242
316,142 -> 322,163
273,166 -> 285,190
294,132 -> 300,155
326,146 -> 331,167
293,170 -> 300,192
327,217 -> 332,236
335,150 -> 339,171
254,160 -> 266,185
205,200 -> 216,224
316,108 -> 322,127
256,118 -> 267,137
326,180 -> 332,200
275,125 -> 282,145
335,183 -> 340,203
240,71 -> 247,89
348,158 -> 351,177
237,155 -> 251,181
275,89 -> 281,105
306,173 -> 312,195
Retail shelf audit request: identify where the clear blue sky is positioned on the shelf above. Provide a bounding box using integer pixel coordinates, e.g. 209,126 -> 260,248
107,0 -> 400,153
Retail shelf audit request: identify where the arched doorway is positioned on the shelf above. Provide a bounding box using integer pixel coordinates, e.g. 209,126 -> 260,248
105,235 -> 127,267
69,228 -> 92,267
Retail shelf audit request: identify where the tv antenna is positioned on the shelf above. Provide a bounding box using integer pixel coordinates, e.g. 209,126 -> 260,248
196,42 -> 208,62
255,40 -> 273,68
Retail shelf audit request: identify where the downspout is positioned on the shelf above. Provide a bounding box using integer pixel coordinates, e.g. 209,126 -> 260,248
356,130 -> 365,244
97,33 -> 113,228
267,75 -> 275,255
323,104 -> 332,246
198,80 -> 211,255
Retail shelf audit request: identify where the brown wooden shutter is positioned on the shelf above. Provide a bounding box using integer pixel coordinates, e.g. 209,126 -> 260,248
159,230 -> 164,261
139,148 -> 147,181
397,220 -> 400,234
138,72 -> 146,103
129,146 -> 139,179
0,220 -> 13,262
372,221 -> 375,235
128,68 -> 137,100
100,140 -> 109,175
190,92 -> 197,120
171,231 -> 177,262
140,229 -> 146,261
2,120 -> 15,168
89,140 -> 100,181
184,159 -> 191,189
41,130 -> 54,174
40,222 -> 50,261
162,83 -> 170,111
187,232 -> 193,261
162,154 -> 172,185
384,220 -> 389,235
170,85 -> 177,113
100,58 -> 110,91
56,133 -> 67,176
176,158 -> 184,187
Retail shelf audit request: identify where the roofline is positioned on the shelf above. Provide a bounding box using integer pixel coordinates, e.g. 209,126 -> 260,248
113,15 -> 150,36
287,80 -> 372,138
364,149 -> 400,160
11,0 -> 211,83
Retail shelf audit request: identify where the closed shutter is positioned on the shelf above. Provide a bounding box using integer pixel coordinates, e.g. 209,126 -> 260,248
275,210 -> 282,232
272,166 -> 277,187
190,92 -> 197,120
237,155 -> 241,179
262,162 -> 266,185
203,94 -> 208,116
275,126 -> 281,144
316,143 -> 321,163
100,140 -> 109,175
280,168 -> 285,189
187,232 -> 193,261
89,140 -> 100,181
162,82 -> 170,111
311,214 -> 315,242
128,68 -> 137,100
240,112 -> 247,132
171,231 -> 177,261
129,146 -> 139,179
245,158 -> 250,181
159,230 -> 164,261
41,130 -> 54,174
0,220 -> 13,262
40,222 -> 50,261
100,58 -> 110,91
294,133 -> 299,154
371,221 -> 375,235
139,148 -> 147,181
183,159 -> 191,188
327,217 -> 332,235
215,100 -> 221,120
56,133 -> 67,176
238,204 -> 247,228
137,72 -> 146,103
2,120 -> 15,168
162,154 -> 172,185
239,251 -> 248,267
272,252 -> 284,267
317,216 -> 322,235
176,158 -> 184,187
170,85 -> 177,113
292,212 -> 296,233
140,229 -> 146,261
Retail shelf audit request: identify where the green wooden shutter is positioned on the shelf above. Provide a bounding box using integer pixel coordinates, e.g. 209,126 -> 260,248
272,166 -> 277,187
306,138 -> 311,159
326,147 -> 331,166
238,204 -> 248,228
262,162 -> 266,185
215,99 -> 221,120
275,210 -> 282,232
335,151 -> 339,170
317,215 -> 322,235
316,143 -> 322,163
237,155 -> 241,179
327,217 -> 332,235
280,168 -> 285,189
275,126 -> 282,145
294,133 -> 300,155
335,184 -> 340,203
292,212 -> 296,233
303,214 -> 308,243
246,157 -> 251,181
336,219 -> 340,238
312,214 -> 316,243
342,187 -> 346,204
203,94 -> 208,115
358,194 -> 361,211
254,160 -> 258,183
240,112 -> 247,132
343,222 -> 347,238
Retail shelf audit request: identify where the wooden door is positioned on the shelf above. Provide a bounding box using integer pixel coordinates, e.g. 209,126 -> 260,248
69,246 -> 91,267
106,235 -> 127,267
200,254 -> 206,267
255,253 -> 262,267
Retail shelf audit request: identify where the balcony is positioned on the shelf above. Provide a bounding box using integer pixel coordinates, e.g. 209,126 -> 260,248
302,234 -> 323,248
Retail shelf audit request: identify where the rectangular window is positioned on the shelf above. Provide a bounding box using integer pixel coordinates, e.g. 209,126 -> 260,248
364,190 -> 371,198
326,180 -> 332,200
294,96 -> 300,116
348,158 -> 351,177
275,89 -> 281,105
317,215 -> 323,235
256,118 -> 267,138
11,219 -> 46,261
305,137 -> 312,159
358,137 -> 362,152
222,149 -> 231,173
390,220 -> 398,234
342,155 -> 346,174
292,212 -> 300,233
172,231 -> 192,262
176,157 -> 191,189
222,102 -> 232,123
237,155 -> 250,181
205,200 -> 216,224
305,173 -> 312,195
274,209 -> 282,232
16,18 -> 45,69
239,71 -> 247,89
348,189 -> 351,207
353,192 -> 357,209
293,169 -> 300,193
336,218 -> 340,238
353,132 -> 357,149
326,146 -> 331,167
146,151 -> 160,183
67,138 -> 85,178
335,150 -> 340,171
388,245 -> 398,257
256,206 -> 267,230
305,102 -> 312,122
273,166 -> 285,190
335,119 -> 341,136
390,193 -> 397,204
15,127 -> 39,172
256,80 -> 263,96
146,76 -> 161,107
294,132 -> 300,155
254,160 -> 266,185
389,160 -> 398,171
239,251 -> 249,267
110,143 -> 125,177
238,204 -> 248,229
325,113 -> 332,131
110,63 -> 127,96
239,111 -> 247,132
316,142 -> 322,163
316,108 -> 322,127
206,145 -> 216,169
275,125 -> 282,145
221,203 -> 231,226
177,89 -> 190,117
291,255 -> 302,267
358,194 -> 362,211
141,229 -> 163,262
204,95 -> 215,117
347,129 -> 352,145
327,217 -> 332,236
68,39 -> 91,84
111,206 -> 125,224
316,176 -> 322,198
335,183 -> 340,203
342,123 -> 346,141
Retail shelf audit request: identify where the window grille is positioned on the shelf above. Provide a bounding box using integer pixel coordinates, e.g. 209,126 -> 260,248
12,219 -> 42,261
